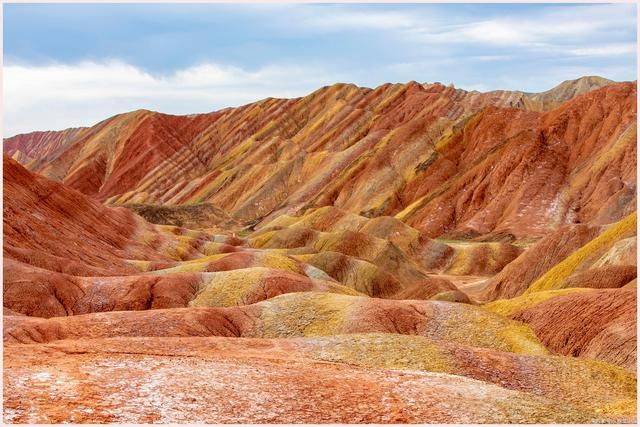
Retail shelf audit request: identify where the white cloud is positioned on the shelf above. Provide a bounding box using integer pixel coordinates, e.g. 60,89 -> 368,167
2,61 -> 347,136
293,3 -> 635,52
569,43 -> 637,57
468,55 -> 513,62
413,4 -> 636,48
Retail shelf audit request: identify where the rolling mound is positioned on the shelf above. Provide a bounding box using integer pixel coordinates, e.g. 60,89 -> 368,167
292,250 -> 465,300
4,292 -> 546,355
251,227 -> 433,282
252,206 -> 521,280
3,259 -> 359,317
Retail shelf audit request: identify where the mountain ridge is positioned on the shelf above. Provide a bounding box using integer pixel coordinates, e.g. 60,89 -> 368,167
4,75 -> 619,140
4,76 -> 634,241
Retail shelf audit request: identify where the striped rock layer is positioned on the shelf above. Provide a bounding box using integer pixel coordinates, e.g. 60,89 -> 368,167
2,75 -> 637,423
5,76 -> 634,239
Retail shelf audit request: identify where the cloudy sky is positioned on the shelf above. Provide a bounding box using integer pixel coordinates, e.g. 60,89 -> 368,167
3,2 -> 637,136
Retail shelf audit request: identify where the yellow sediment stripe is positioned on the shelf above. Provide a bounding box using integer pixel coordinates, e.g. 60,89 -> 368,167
485,288 -> 590,317
525,212 -> 637,294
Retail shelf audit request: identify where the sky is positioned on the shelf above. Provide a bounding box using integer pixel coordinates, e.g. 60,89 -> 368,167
3,2 -> 637,136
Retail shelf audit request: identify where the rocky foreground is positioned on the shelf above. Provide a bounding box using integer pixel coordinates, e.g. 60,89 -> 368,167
3,77 -> 637,423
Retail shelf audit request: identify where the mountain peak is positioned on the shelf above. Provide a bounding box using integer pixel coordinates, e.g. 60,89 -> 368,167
526,75 -> 616,110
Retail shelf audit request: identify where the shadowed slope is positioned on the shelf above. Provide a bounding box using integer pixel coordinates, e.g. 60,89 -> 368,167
524,212 -> 636,294
124,202 -> 241,231
3,155 -> 167,274
480,224 -> 602,301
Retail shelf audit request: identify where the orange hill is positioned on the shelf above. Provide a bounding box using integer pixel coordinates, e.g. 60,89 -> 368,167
5,77 -> 635,239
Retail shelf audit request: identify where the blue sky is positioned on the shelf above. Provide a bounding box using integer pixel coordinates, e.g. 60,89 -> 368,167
3,2 -> 637,136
